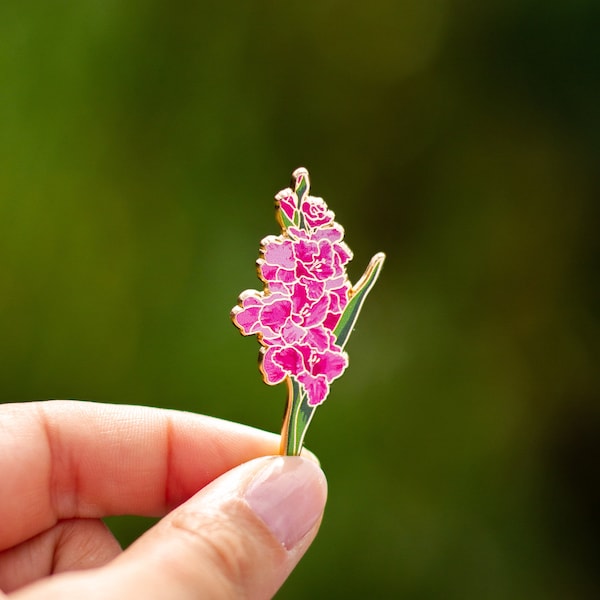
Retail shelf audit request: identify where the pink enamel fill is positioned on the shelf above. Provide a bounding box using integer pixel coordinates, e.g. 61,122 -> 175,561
273,346 -> 305,373
262,347 -> 287,384
260,297 -> 292,333
302,327 -> 331,353
295,239 -> 318,263
231,170 -> 358,406
264,239 -> 295,269
312,348 -> 348,379
323,312 -> 341,331
295,240 -> 335,281
313,224 -> 344,243
297,373 -> 329,406
301,196 -> 335,229
300,277 -> 325,301
276,191 -> 297,222
281,320 -> 306,344
233,304 -> 260,335
300,294 -> 330,328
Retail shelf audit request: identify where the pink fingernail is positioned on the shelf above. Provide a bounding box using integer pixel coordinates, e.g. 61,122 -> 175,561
245,457 -> 327,550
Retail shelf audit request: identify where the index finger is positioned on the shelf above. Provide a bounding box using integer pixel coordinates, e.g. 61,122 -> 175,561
0,400 -> 280,551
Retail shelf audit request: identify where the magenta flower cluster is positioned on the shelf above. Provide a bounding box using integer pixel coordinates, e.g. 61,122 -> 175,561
232,178 -> 353,406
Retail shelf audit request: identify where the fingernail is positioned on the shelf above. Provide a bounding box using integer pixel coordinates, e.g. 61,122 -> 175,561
245,457 -> 327,550
300,447 -> 321,466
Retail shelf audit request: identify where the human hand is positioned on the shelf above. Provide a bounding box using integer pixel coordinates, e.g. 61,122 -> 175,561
0,401 -> 327,599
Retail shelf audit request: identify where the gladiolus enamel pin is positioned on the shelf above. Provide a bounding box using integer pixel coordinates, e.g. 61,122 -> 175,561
231,168 -> 385,455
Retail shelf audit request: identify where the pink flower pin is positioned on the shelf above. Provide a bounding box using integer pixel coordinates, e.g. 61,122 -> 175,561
231,168 -> 385,455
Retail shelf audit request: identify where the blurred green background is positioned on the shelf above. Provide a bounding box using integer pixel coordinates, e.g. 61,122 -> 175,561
1,0 -> 599,597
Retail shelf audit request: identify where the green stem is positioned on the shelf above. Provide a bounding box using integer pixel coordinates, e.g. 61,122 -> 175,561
280,377 -> 317,455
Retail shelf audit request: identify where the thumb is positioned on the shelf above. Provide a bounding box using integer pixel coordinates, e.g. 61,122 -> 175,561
9,456 -> 327,600
118,455 -> 327,599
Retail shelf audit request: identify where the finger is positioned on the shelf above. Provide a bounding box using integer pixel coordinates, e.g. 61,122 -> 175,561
0,400 -> 281,550
11,456 -> 327,600
0,519 -> 121,594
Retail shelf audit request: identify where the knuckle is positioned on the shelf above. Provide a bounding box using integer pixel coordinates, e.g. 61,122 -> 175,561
169,503 -> 258,598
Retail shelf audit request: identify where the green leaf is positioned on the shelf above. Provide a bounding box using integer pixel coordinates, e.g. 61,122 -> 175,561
278,209 -> 295,230
334,252 -> 386,349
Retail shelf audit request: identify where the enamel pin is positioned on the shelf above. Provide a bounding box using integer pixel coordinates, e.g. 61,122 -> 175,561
231,168 -> 385,455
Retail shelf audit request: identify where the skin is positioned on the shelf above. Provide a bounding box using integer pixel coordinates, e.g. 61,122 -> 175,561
0,401 -> 327,599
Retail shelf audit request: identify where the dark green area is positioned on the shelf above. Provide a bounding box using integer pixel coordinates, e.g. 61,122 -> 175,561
1,1 -> 599,597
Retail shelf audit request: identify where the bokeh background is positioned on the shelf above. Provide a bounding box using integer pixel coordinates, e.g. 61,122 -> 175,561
1,1 -> 599,597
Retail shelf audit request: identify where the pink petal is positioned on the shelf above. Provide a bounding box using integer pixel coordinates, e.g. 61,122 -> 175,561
325,276 -> 348,291
323,311 -> 341,331
298,373 -> 329,406
295,239 -> 318,263
313,223 -> 344,243
301,277 -> 325,300
260,263 -> 278,282
268,281 -> 292,294
273,346 -> 304,375
281,320 -> 306,344
287,226 -> 307,240
232,305 -> 261,335
242,292 -> 262,305
260,298 -> 292,332
261,262 -> 296,284
261,347 -> 287,384
275,190 -> 297,222
303,327 -> 332,352
264,239 -> 295,268
278,267 -> 296,283
334,241 -> 353,264
296,240 -> 335,281
302,294 -> 329,328
327,284 -> 350,313
291,283 -> 311,314
313,348 -> 348,381
301,197 -> 335,229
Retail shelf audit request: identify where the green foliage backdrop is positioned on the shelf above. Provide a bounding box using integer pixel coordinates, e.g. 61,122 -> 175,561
1,1 -> 599,597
